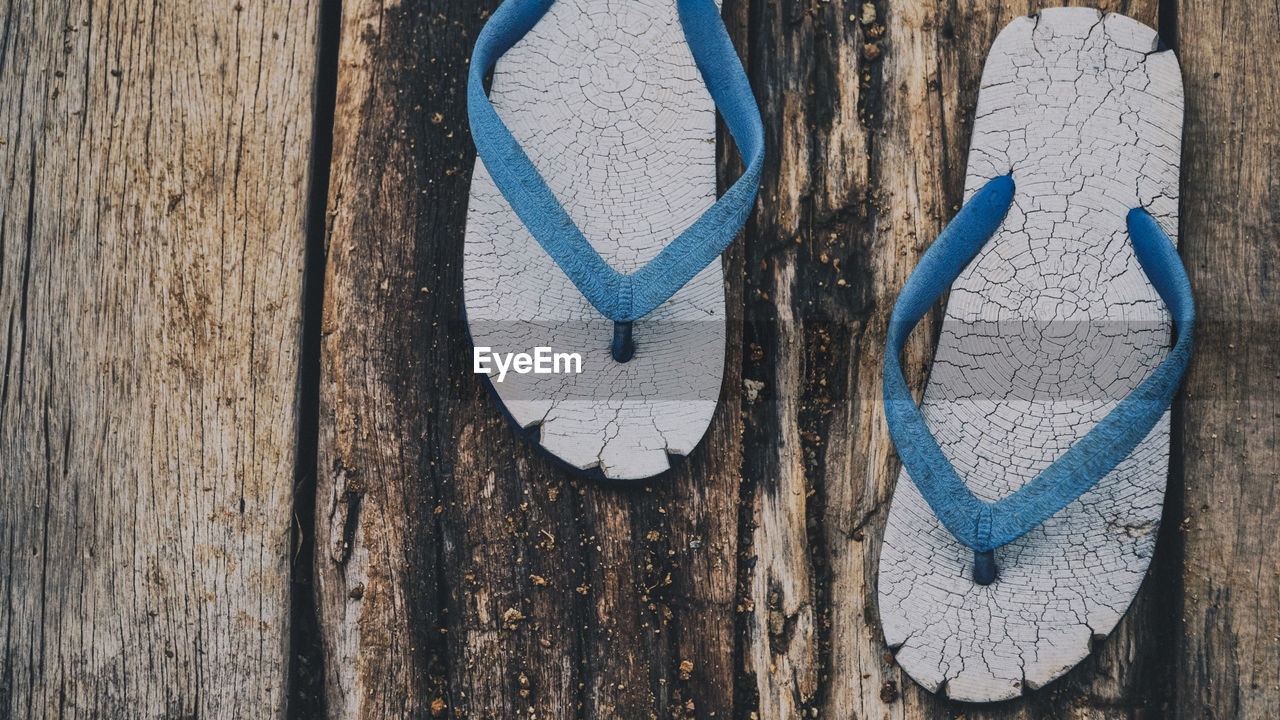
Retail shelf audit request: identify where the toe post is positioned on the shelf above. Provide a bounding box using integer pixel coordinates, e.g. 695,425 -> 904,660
612,321 -> 635,363
973,549 -> 997,585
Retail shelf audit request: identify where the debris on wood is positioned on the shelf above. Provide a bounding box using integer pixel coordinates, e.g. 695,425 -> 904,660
860,3 -> 876,25
879,681 -> 898,703
502,608 -> 525,629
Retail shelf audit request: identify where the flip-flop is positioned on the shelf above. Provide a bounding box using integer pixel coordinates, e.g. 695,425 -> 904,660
878,8 -> 1191,701
464,0 -> 763,481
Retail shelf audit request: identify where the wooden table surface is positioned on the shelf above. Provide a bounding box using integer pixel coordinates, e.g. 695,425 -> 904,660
1,0 -> 1276,718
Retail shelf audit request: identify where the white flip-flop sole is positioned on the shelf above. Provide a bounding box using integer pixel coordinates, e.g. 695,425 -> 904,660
464,0 -> 725,481
877,8 -> 1183,701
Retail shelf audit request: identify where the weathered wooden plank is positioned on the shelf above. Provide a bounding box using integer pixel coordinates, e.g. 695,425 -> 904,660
314,1 -> 458,715
316,2 -> 749,718
0,0 -> 319,717
735,2 -> 822,718
1172,0 -> 1280,717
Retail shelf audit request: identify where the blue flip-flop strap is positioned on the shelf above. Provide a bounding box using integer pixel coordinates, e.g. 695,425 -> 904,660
884,176 -> 1194,556
468,0 -> 765,323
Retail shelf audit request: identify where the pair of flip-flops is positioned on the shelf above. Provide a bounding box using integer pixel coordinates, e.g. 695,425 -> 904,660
465,0 -> 1191,704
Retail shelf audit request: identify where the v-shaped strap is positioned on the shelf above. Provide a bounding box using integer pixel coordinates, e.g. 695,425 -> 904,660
883,175 -> 1194,584
467,0 -> 765,324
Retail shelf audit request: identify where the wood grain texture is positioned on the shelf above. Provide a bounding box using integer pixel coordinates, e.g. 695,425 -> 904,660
312,0 -> 1218,717
0,0 -> 318,717
314,1 -> 452,715
0,0 -> 1231,716
1173,0 -> 1280,717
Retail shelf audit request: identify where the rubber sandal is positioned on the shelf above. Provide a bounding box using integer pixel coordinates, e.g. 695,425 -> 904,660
877,8 -> 1191,701
464,0 -> 763,480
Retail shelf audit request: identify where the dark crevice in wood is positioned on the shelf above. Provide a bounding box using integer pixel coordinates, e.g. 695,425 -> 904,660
731,487 -> 761,720
0,0 -> 13,78
288,0 -> 343,716
726,23 -> 762,720
1158,0 -> 1178,52
1135,3 -> 1184,712
799,322 -> 839,718
565,481 -> 590,720
16,158 -> 35,408
1145,353 -> 1188,709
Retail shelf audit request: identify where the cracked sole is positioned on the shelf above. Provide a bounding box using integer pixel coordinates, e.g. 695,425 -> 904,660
463,0 -> 727,480
876,7 -> 1183,702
